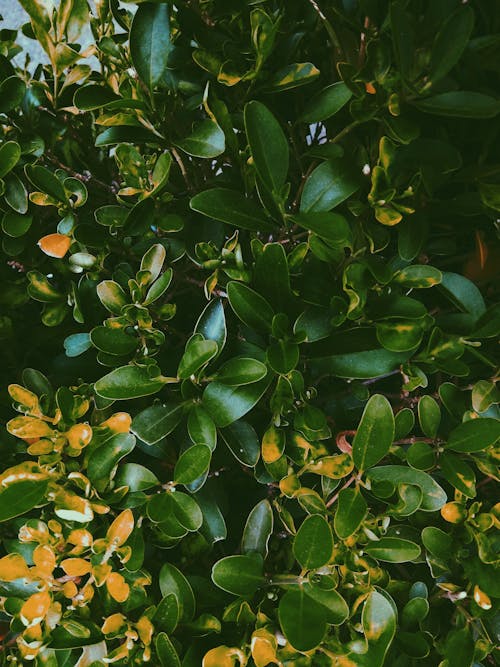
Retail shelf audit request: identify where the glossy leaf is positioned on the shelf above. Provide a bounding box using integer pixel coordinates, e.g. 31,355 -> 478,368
300,159 -> 360,212
132,403 -> 184,445
212,555 -> 264,596
445,418 -> 500,452
352,394 -> 395,471
241,499 -> 273,557
244,101 -> 289,193
174,445 -> 211,485
94,365 -> 167,400
293,514 -> 333,569
334,488 -> 367,539
203,378 -> 271,428
278,589 -> 326,652
190,189 -> 274,233
130,3 -> 171,90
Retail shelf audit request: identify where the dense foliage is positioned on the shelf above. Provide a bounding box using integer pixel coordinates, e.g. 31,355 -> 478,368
0,0 -> 499,664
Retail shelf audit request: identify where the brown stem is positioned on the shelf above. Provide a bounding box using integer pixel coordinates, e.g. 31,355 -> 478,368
326,474 -> 356,508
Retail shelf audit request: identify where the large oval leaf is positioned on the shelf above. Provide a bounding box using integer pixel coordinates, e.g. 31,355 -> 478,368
278,588 -> 326,652
293,514 -> 333,570
244,101 -> 289,193
352,394 -> 395,471
190,189 -> 274,233
130,3 -> 171,90
212,555 -> 264,596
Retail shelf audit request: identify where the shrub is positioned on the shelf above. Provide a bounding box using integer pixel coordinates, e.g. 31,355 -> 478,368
0,0 -> 499,665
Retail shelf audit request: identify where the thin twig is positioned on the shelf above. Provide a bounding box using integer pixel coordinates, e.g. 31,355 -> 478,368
171,147 -> 194,191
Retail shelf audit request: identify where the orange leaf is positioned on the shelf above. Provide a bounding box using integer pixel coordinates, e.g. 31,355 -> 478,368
38,233 -> 71,258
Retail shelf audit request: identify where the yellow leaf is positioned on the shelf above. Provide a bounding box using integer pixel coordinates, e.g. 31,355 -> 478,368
262,425 -> 285,464
0,553 -> 30,581
8,384 -> 41,415
54,494 -> 94,523
251,628 -> 279,667
38,233 -> 71,258
62,581 -> 78,598
202,646 -> 246,667
440,502 -> 466,524
66,423 -> 93,449
67,528 -> 93,548
136,615 -> 154,645
6,416 -> 54,440
20,591 -> 51,626
102,613 -> 127,635
100,412 -> 132,433
32,545 -> 56,576
473,585 -> 492,610
61,558 -> 92,577
106,572 -> 130,603
92,563 -> 112,586
106,509 -> 134,547
307,454 -> 354,479
0,462 -> 49,487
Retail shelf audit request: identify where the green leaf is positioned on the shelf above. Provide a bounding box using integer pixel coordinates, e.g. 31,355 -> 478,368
170,492 -> 203,531
0,141 -> 21,179
2,212 -> 32,237
203,377 -> 271,428
87,433 -> 135,492
154,594 -> 179,634
159,563 -> 195,622
115,463 -> 159,492
195,298 -> 227,354
429,6 -> 474,84
130,3 -> 171,90
418,395 -> 440,439
187,405 -> 216,450
267,340 -> 299,375
302,583 -> 349,625
268,62 -> 320,92
439,272 -> 486,319
227,281 -> 274,333
4,173 -> 28,214
414,91 -> 500,118
244,100 -> 289,193
144,269 -> 173,305
299,81 -> 352,123
253,242 -> 292,311
0,479 -> 49,522
354,591 -> 397,667
95,126 -> 159,146
309,328 -> 411,379
444,628 -> 474,667
175,120 -> 225,158
445,418 -> 500,452
300,159 -> 360,212
367,466 -> 447,511
0,76 -> 26,113
278,589 -> 326,652
140,244 -> 166,283
352,394 -> 395,471
220,420 -> 260,466
132,403 -> 184,445
215,358 -> 267,386
472,380 -> 499,413
174,445 -> 211,485
90,326 -> 137,356
178,337 -> 218,379
421,526 -> 452,559
288,212 -> 352,246
190,188 -> 275,233
365,537 -> 421,562
334,488 -> 367,539
242,499 -> 273,557
376,320 -> 424,352
293,514 -> 333,570
393,265 -> 442,288
25,164 -> 67,202
96,280 -> 129,314
211,554 -> 264,596
156,632 -> 181,667
94,365 -> 167,400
